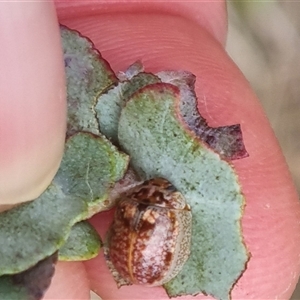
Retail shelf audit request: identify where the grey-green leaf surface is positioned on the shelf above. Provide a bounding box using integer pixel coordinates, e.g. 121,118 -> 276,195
59,221 -> 102,261
53,132 -> 129,211
96,72 -> 160,144
0,253 -> 57,300
61,25 -> 118,137
0,133 -> 128,276
0,184 -> 83,276
118,83 -> 248,300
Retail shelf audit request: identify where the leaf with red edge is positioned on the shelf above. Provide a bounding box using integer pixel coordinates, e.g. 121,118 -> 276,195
118,83 -> 249,300
96,71 -> 160,144
156,70 -> 248,160
61,25 -> 118,137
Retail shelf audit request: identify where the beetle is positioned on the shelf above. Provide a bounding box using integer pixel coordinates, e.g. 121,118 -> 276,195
107,178 -> 192,287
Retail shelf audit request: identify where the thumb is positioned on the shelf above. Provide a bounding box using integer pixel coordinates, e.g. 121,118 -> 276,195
0,2 -> 66,207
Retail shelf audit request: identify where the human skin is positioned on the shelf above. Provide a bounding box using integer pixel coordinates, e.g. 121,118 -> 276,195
1,1 -> 300,299
0,2 -> 66,207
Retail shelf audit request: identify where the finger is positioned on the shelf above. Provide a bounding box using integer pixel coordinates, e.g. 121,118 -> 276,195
57,3 -> 300,300
0,2 -> 66,207
54,0 -> 227,46
43,262 -> 90,300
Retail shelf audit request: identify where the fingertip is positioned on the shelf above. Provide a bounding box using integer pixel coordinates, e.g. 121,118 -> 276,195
0,2 -> 66,205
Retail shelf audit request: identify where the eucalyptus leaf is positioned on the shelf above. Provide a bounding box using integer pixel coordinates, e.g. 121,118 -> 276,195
53,132 -> 129,211
61,25 -> 118,137
0,253 -> 57,300
96,72 -> 160,143
118,83 -> 249,300
0,184 -> 83,276
0,133 -> 128,276
156,70 -> 248,160
59,221 -> 101,261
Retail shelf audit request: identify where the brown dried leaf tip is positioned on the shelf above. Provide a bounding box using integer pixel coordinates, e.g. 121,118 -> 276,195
157,70 -> 249,160
13,253 -> 57,300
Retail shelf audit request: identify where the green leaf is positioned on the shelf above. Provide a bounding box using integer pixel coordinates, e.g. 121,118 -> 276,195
0,133 -> 128,276
53,132 -> 129,211
95,72 -> 160,144
61,25 -> 118,137
0,184 -> 83,276
59,221 -> 101,261
0,253 -> 57,300
118,83 -> 248,300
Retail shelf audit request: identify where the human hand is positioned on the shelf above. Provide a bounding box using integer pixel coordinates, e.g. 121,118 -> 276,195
2,1 -> 300,299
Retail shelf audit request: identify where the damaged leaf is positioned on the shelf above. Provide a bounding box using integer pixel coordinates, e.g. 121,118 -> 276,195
96,62 -> 248,160
59,221 -> 101,261
118,83 -> 248,300
61,25 -> 118,137
156,70 -> 248,160
0,133 -> 128,276
0,253 -> 57,300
